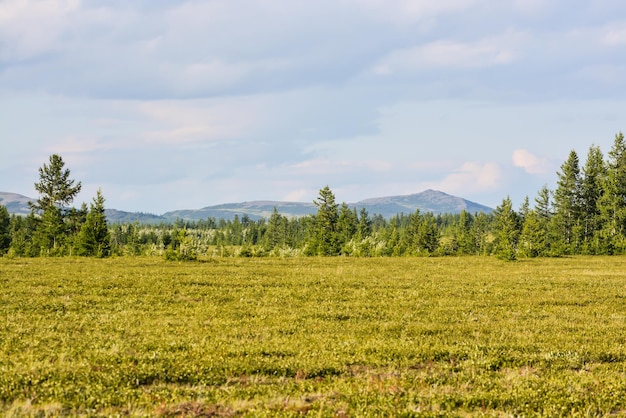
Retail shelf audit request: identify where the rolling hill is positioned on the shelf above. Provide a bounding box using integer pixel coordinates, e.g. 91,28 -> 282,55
1,189 -> 492,223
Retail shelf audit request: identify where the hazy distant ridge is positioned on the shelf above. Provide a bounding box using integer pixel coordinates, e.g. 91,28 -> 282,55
1,189 -> 492,223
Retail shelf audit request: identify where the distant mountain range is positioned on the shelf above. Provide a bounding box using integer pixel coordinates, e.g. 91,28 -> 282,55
1,189 -> 493,223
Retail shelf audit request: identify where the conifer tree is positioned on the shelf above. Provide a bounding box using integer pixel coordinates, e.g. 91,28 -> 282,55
455,210 -> 474,254
597,132 -> 626,253
416,212 -> 440,254
0,205 -> 10,255
580,145 -> 606,253
493,196 -> 519,261
552,150 -> 582,253
337,204 -> 358,251
356,207 -> 372,239
264,207 -> 287,250
470,212 -> 490,255
78,189 -> 111,257
519,209 -> 545,257
310,186 -> 340,256
30,154 -> 82,254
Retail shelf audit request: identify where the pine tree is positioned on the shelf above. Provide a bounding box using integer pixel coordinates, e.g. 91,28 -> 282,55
455,210 -> 474,255
78,189 -> 111,257
580,145 -> 606,253
552,150 -> 583,253
416,212 -> 440,254
311,186 -> 340,256
597,132 -> 626,253
337,203 -> 358,251
265,207 -> 287,250
493,196 -> 520,261
0,205 -> 10,255
356,207 -> 372,239
30,154 -> 82,254
519,209 -> 545,257
470,212 -> 490,255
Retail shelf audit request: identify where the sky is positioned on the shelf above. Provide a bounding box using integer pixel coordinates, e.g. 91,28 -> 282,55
1,0 -> 626,214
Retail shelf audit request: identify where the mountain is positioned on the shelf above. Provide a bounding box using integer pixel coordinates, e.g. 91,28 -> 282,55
354,189 -> 493,219
0,192 -> 32,215
163,201 -> 317,222
1,189 -> 493,223
104,209 -> 168,224
162,189 -> 492,221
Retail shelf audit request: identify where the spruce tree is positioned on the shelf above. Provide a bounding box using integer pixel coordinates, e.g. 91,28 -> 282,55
519,210 -> 545,257
493,196 -> 519,261
553,150 -> 582,253
357,207 -> 372,239
311,186 -> 340,256
597,132 -> 626,253
78,189 -> 111,257
265,207 -> 287,250
580,145 -> 606,253
0,205 -> 10,255
337,203 -> 358,250
30,154 -> 82,254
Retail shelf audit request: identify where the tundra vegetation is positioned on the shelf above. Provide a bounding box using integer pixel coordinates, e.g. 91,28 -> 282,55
2,133 -> 626,260
1,256 -> 626,416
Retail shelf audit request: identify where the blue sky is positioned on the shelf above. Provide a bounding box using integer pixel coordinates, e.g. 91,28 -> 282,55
1,0 -> 626,214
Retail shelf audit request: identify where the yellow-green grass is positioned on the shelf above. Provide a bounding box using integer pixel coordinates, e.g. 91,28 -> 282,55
1,256 -> 626,416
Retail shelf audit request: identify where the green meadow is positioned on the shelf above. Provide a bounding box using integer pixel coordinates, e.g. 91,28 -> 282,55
1,256 -> 626,416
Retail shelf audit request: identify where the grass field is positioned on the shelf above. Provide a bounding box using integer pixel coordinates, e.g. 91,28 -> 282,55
1,256 -> 626,416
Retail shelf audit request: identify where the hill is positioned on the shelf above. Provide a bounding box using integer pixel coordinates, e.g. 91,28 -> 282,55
163,189 -> 492,221
1,189 -> 493,223
0,192 -> 32,215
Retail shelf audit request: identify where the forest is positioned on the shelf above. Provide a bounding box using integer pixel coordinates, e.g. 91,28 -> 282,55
1,132 -> 625,261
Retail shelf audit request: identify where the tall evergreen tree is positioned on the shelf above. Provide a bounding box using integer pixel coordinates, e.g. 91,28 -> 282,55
0,205 -> 10,255
264,207 -> 287,250
337,204 -> 358,250
552,150 -> 582,253
493,196 -> 520,261
310,186 -> 340,256
30,154 -> 82,254
580,145 -> 606,253
470,212 -> 490,255
78,189 -> 111,257
356,207 -> 372,239
416,212 -> 440,254
519,209 -> 545,257
597,132 -> 626,253
455,210 -> 474,254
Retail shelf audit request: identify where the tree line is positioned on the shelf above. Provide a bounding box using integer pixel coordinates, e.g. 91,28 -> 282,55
0,132 -> 625,260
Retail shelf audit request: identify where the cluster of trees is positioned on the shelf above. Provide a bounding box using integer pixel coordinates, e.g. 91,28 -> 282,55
0,155 -> 110,258
1,133 -> 626,260
499,132 -> 626,259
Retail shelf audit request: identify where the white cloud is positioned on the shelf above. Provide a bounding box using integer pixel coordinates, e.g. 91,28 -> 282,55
374,30 -> 523,74
283,189 -> 313,202
424,162 -> 502,194
137,99 -> 264,145
602,23 -> 626,46
512,149 -> 549,174
289,159 -> 392,175
345,0 -> 483,24
0,0 -> 113,61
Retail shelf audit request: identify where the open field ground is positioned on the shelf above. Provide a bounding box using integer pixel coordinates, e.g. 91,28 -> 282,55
1,256 -> 626,416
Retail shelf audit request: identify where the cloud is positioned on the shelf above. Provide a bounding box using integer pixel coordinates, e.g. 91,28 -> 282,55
602,22 -> 626,46
290,158 -> 392,175
344,0 -> 482,25
424,162 -> 502,194
282,189 -> 314,202
373,31 -> 523,74
136,99 -> 264,145
512,149 -> 549,174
